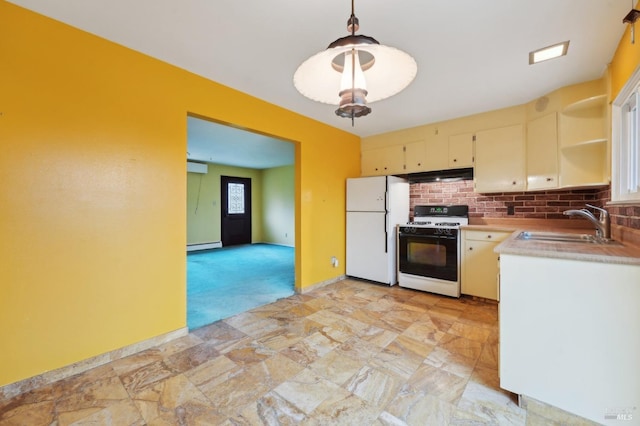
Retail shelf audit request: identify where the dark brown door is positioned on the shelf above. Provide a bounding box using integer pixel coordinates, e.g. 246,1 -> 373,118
221,176 -> 252,246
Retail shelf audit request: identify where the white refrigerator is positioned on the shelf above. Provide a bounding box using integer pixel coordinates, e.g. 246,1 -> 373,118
346,176 -> 410,285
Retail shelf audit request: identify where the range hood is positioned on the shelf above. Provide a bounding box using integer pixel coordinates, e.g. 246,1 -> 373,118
403,167 -> 473,183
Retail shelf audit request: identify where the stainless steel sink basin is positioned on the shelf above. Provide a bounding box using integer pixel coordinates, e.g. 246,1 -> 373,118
516,231 -> 619,245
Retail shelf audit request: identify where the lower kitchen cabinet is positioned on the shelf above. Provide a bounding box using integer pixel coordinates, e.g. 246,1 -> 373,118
499,254 -> 640,425
461,230 -> 511,300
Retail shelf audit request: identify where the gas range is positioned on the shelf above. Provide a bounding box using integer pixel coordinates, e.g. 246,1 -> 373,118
397,205 -> 469,297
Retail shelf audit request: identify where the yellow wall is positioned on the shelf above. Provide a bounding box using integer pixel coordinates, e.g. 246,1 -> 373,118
610,2 -> 640,100
263,165 -> 295,246
0,2 -> 359,387
187,165 -> 265,245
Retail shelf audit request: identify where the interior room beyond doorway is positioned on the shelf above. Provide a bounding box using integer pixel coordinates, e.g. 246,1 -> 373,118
186,115 -> 296,329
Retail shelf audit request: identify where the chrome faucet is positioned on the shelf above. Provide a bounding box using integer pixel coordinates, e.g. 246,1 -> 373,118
563,204 -> 611,240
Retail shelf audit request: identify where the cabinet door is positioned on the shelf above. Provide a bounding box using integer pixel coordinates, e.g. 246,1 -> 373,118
461,230 -> 509,300
361,148 -> 385,176
527,113 -> 558,190
361,146 -> 404,176
475,124 -> 525,193
381,145 -> 405,175
448,133 -> 474,168
404,140 -> 427,173
422,128 -> 448,171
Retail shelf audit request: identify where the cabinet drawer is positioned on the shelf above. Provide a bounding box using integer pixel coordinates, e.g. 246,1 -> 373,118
464,230 -> 510,242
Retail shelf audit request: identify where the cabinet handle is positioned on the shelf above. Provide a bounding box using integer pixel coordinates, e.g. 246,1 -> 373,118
546,177 -> 553,182
487,235 -> 492,239
469,247 -> 473,251
453,158 -> 458,162
512,181 -> 517,185
417,162 -> 421,166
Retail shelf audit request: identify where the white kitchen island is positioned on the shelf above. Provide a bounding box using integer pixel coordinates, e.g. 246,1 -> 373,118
497,235 -> 640,425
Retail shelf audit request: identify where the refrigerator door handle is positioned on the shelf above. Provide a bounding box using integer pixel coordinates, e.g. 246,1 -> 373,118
385,178 -> 389,213
384,214 -> 388,253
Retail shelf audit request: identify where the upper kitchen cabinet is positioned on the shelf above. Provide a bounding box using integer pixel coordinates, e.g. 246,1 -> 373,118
421,126 -> 449,171
404,140 -> 428,173
558,79 -> 609,187
526,112 -> 558,190
448,133 -> 474,168
360,78 -> 609,188
474,124 -> 526,193
361,145 -> 405,176
361,126 -> 427,175
399,127 -> 428,173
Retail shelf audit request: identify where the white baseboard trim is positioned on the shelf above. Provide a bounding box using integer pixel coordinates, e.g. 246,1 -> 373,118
0,327 -> 188,400
186,242 -> 222,252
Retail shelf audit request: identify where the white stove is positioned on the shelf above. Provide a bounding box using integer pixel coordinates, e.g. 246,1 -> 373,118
397,205 -> 469,297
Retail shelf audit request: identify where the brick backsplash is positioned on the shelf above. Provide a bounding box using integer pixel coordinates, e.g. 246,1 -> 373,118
409,180 -> 609,220
410,180 -> 640,231
607,204 -> 640,229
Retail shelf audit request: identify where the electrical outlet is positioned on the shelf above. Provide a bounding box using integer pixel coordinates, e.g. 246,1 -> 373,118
507,205 -> 515,215
331,256 -> 338,267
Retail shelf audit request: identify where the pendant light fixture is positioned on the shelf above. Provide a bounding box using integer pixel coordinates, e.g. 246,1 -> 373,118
293,0 -> 417,125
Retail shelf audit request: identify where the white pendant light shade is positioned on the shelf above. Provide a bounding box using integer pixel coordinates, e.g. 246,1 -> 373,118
293,0 -> 416,122
339,50 -> 367,92
294,43 -> 417,105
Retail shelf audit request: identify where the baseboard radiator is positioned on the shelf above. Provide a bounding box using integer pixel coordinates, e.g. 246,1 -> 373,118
187,241 -> 222,252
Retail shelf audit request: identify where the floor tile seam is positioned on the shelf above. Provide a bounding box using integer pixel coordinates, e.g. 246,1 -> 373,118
271,367 -> 344,416
455,392 -> 526,424
408,375 -> 471,411
56,393 -> 145,425
343,362 -> 408,404
0,398 -> 58,424
179,372 -> 233,418
414,356 -> 475,384
456,365 -> 527,417
309,389 -> 384,421
14,368 -> 119,414
365,358 -> 422,387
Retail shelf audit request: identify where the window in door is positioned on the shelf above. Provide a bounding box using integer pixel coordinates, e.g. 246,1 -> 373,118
228,183 -> 245,214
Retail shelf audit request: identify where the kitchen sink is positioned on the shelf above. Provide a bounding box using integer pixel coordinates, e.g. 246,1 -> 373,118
516,231 -> 620,245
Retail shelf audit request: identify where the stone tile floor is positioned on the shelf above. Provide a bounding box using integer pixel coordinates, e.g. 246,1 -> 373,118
0,279 -> 597,425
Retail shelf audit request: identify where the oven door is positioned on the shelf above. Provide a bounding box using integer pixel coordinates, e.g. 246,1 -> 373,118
398,229 -> 459,282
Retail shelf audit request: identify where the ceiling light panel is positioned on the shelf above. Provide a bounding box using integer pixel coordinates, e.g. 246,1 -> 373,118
529,41 -> 570,65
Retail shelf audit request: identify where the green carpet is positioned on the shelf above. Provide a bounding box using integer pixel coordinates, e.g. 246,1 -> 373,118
187,243 -> 295,329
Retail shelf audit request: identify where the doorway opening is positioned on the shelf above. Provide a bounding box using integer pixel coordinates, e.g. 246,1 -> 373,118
186,114 -> 297,329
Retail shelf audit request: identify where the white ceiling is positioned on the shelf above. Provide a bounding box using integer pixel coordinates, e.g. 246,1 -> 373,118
187,117 -> 294,169
9,0 -> 631,168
